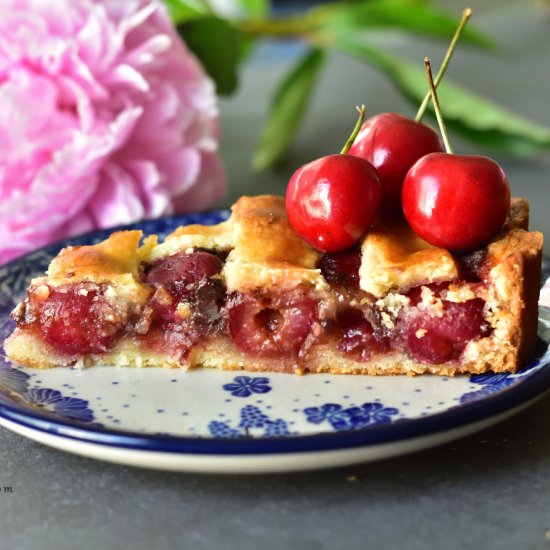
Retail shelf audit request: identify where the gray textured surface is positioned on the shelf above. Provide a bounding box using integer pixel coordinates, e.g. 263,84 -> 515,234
2,2 -> 550,549
2,396 -> 550,550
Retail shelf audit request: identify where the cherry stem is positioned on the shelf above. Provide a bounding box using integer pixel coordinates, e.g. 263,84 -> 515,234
340,105 -> 366,155
424,57 -> 454,155
415,8 -> 472,123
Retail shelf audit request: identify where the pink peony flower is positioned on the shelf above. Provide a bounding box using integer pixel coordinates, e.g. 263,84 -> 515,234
0,0 -> 226,264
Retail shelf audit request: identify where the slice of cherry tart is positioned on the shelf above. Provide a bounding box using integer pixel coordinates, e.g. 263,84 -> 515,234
5,195 -> 542,375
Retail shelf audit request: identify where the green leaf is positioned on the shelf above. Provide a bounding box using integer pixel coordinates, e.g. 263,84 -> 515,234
315,0 -> 494,49
235,0 -> 271,61
334,36 -> 550,156
239,0 -> 270,18
253,48 -> 326,171
177,17 -> 242,95
162,0 -> 210,24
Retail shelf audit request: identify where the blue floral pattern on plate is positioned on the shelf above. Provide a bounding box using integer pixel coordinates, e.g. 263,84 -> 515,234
0,211 -> 549,449
222,376 -> 272,397
22,388 -> 95,423
0,355 -> 96,423
304,402 -> 399,430
0,294 -> 15,342
459,374 -> 516,403
209,405 -> 291,438
0,362 -> 30,394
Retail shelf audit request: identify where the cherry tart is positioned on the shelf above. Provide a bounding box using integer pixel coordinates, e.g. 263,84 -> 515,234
5,195 -> 542,375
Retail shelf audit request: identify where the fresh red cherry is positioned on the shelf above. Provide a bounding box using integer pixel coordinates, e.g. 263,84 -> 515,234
347,9 -> 474,213
402,153 -> 510,251
403,59 -> 510,252
286,106 -> 382,253
286,154 -> 381,253
349,113 -> 444,212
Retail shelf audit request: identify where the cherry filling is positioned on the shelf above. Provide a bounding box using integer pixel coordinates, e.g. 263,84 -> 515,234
401,296 -> 489,364
19,240 -> 492,367
319,249 -> 361,288
141,250 -> 225,353
144,251 -> 224,324
320,251 -> 492,364
144,251 -> 223,302
337,308 -> 390,361
227,294 -> 318,358
453,248 -> 489,283
37,287 -> 121,355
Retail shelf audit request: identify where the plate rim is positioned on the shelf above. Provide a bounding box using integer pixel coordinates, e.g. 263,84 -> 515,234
0,398 -> 540,473
0,350 -> 549,456
1,210 -> 549,457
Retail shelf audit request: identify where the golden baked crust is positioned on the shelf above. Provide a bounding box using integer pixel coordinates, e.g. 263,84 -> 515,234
359,197 -> 531,298
152,220 -> 233,258
152,195 -> 327,293
153,195 -> 535,298
223,196 -> 326,293
505,197 -> 530,231
47,231 -> 152,281
360,217 -> 459,297
33,230 -> 156,305
228,196 -> 319,269
3,195 -> 543,375
480,226 -> 543,371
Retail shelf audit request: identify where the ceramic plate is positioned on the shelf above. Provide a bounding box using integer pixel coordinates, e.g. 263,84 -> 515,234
1,212 -> 549,474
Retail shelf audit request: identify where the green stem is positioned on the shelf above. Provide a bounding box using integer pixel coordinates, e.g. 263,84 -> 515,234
415,8 -> 472,122
424,58 -> 454,154
340,105 -> 366,154
240,15 -> 318,38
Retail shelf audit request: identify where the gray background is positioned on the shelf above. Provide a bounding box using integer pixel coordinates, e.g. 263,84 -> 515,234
2,2 -> 550,549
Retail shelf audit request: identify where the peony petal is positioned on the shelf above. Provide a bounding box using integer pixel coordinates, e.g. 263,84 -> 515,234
0,0 -> 225,264
118,1 -> 158,38
122,159 -> 172,218
89,162 -> 145,227
158,146 -> 201,196
173,151 -> 226,213
123,34 -> 172,68
105,63 -> 150,93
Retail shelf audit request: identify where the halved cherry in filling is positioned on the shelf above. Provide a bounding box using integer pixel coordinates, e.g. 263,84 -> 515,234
144,251 -> 224,329
38,288 -> 120,355
145,251 -> 223,301
337,308 -> 390,361
400,285 -> 490,363
227,294 -> 318,358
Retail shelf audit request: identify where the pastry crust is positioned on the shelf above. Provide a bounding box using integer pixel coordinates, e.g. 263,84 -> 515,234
46,231 -> 155,284
3,195 -> 543,375
360,216 -> 459,297
224,196 -> 326,293
153,195 -> 327,293
480,226 -> 543,371
33,231 -> 156,305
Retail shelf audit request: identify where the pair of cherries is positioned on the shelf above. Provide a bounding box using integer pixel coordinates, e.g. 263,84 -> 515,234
286,109 -> 510,253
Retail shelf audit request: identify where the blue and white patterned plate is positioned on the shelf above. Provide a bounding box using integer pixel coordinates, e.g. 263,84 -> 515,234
1,212 -> 549,474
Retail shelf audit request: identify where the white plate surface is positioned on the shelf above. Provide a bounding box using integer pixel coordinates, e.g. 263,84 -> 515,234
1,212 -> 548,473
